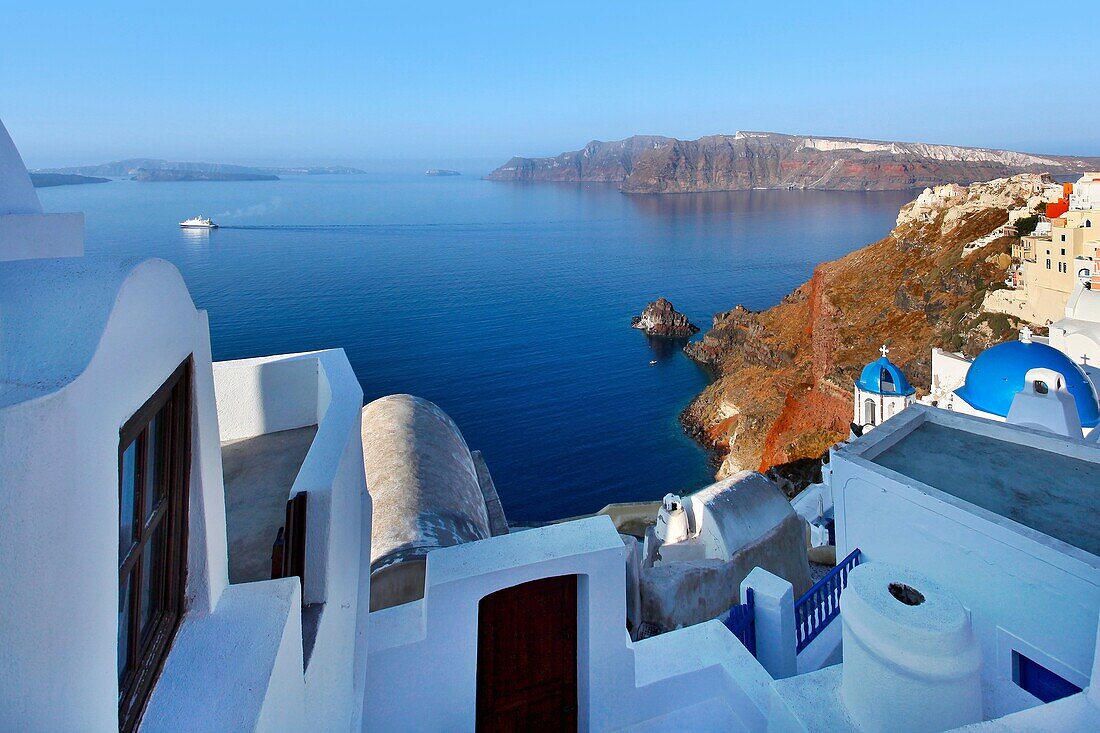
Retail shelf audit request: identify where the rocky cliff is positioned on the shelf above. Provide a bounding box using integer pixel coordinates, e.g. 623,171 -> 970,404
632,298 -> 699,338
681,175 -> 1049,480
487,132 -> 1097,192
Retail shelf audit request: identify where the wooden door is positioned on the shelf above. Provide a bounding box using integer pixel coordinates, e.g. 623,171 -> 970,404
476,575 -> 578,732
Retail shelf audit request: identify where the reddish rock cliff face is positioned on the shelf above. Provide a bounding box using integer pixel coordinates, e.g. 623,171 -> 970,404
681,175 -> 1048,480
487,133 -> 1097,192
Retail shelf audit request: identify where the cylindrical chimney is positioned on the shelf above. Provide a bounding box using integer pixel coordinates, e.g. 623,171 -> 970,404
840,563 -> 982,732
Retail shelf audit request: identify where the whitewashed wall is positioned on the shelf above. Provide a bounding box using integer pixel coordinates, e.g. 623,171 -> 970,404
930,347 -> 972,399
214,355 -> 321,441
0,256 -> 372,731
364,516 -> 773,732
0,119 -> 84,261
0,258 -> 228,730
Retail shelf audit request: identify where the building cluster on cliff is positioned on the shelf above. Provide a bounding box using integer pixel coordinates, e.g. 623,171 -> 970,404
1004,174 -> 1100,322
1,116 -> 1098,733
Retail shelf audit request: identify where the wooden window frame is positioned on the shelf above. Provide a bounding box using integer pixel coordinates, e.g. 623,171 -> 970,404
118,357 -> 192,733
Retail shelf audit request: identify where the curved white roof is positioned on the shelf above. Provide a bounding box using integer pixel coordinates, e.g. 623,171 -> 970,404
0,118 -> 42,216
0,257 -> 194,408
1066,284 -> 1100,323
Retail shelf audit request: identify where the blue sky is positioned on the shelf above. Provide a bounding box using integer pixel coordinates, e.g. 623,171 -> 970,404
4,1 -> 1097,167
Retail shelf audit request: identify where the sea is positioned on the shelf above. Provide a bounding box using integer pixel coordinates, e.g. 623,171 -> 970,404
37,170 -> 913,521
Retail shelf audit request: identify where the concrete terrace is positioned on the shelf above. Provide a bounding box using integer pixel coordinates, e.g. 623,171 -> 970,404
867,413 -> 1100,558
222,425 -> 317,583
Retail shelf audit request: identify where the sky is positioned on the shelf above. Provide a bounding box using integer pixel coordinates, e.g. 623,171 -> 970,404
3,1 -> 1098,168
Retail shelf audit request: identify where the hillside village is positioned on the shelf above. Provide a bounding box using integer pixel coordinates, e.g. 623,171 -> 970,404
683,172 -> 1100,483
1,114 -> 1099,732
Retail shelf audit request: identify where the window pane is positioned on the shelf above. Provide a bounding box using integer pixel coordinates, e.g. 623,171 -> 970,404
144,412 -> 164,524
118,571 -> 132,684
120,441 -> 138,564
139,522 -> 165,641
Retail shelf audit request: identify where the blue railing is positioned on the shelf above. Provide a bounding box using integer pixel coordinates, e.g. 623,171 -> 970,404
794,548 -> 861,653
723,587 -> 757,657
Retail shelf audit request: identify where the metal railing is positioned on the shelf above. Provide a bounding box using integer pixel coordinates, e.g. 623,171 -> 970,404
723,587 -> 756,657
794,548 -> 861,653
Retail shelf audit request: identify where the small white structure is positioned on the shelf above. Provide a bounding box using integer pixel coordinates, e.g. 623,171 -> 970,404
654,492 -> 690,545
839,564 -> 982,732
766,405 -> 1100,731
637,473 -> 812,633
1049,281 -> 1100,384
832,406 -> 1099,710
853,345 -> 915,429
1006,366 -> 1082,436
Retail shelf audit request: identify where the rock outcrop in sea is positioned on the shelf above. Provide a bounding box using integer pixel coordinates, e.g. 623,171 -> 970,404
680,174 -> 1048,481
632,298 -> 699,338
487,132 -> 1098,193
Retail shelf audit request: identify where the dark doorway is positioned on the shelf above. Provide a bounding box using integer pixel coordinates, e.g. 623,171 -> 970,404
476,575 -> 578,732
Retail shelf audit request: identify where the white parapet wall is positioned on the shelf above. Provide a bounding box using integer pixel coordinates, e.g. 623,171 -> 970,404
214,353 -> 325,441
141,578 -> 307,733
0,119 -> 84,261
364,515 -> 775,732
0,212 -> 84,261
213,349 -> 371,732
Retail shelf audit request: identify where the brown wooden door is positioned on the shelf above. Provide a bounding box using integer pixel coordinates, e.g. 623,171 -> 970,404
476,575 -> 578,732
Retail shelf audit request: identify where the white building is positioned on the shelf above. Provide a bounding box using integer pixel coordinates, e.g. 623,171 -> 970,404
817,405 -> 1100,729
1,118 -> 1099,732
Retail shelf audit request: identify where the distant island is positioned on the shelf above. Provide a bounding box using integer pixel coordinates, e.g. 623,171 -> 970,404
35,158 -> 366,182
132,168 -> 279,182
425,169 -> 461,176
486,132 -> 1100,193
29,173 -> 110,188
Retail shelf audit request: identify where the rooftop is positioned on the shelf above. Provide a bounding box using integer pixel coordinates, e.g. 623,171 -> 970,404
853,407 -> 1100,558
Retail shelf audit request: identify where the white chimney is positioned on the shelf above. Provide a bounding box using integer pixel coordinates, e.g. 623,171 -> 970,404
840,563 -> 982,733
1006,367 -> 1082,437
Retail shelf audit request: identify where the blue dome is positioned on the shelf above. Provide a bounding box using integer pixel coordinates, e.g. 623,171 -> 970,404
856,357 -> 915,396
956,340 -> 1100,427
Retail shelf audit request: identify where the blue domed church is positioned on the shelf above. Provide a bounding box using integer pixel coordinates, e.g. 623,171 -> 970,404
853,345 -> 916,428
951,329 -> 1100,433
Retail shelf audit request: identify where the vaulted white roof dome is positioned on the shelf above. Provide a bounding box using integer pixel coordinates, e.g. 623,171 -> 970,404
1066,283 -> 1100,323
0,118 -> 42,216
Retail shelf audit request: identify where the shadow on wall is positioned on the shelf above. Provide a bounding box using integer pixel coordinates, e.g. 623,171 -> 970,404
216,357 -> 321,441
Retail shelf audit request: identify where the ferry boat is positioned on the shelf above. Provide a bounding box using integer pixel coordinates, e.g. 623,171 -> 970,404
179,216 -> 218,229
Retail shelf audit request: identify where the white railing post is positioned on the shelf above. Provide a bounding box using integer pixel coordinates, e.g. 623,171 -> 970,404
741,567 -> 797,679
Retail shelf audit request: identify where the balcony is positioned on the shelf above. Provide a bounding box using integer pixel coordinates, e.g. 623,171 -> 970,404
213,349 -> 366,609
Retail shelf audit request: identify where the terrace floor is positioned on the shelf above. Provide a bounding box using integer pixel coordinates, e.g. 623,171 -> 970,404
222,425 -> 317,583
872,420 -> 1100,557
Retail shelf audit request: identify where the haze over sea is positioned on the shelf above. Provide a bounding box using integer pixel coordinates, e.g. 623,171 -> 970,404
39,170 -> 912,521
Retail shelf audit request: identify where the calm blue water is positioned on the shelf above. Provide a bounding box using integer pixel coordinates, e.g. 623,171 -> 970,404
38,172 -> 912,520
